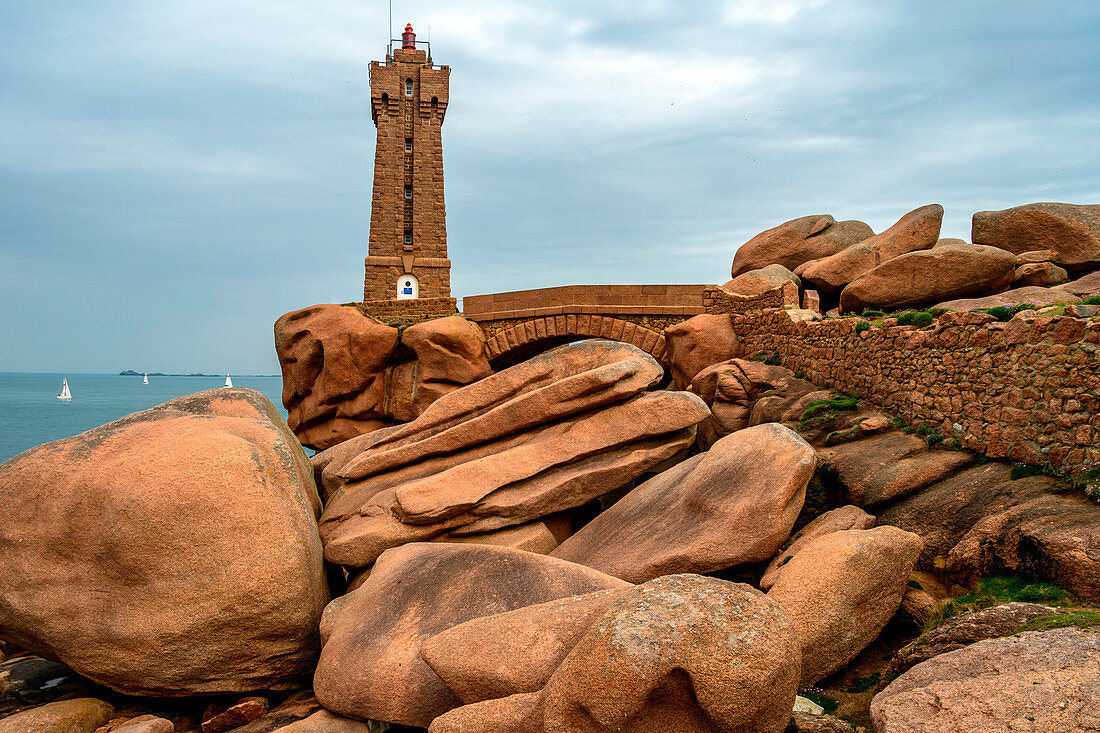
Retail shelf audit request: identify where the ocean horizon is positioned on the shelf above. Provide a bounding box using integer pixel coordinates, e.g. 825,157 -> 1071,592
0,372 -> 287,464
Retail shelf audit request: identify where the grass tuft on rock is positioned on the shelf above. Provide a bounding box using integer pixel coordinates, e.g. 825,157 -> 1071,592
800,393 -> 860,423
924,576 -> 1074,632
1011,611 -> 1100,634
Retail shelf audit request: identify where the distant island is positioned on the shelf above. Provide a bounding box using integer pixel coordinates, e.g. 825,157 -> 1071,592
118,370 -> 280,377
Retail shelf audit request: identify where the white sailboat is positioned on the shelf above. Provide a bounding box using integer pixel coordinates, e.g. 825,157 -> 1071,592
143,373 -> 149,384
224,374 -> 233,388
57,378 -> 72,401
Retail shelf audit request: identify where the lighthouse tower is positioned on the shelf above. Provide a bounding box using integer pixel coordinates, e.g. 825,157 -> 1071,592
362,24 -> 456,321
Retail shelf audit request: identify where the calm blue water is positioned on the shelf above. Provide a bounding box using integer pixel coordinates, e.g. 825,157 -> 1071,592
0,373 -> 287,464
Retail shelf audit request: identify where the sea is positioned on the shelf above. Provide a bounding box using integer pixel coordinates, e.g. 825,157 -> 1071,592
0,373 -> 287,465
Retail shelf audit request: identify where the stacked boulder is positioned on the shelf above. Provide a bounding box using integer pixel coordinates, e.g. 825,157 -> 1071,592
728,201 -> 1100,314
314,341 -> 709,569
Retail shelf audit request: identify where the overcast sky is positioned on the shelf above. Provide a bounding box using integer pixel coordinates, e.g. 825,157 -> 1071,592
1,1 -> 1098,374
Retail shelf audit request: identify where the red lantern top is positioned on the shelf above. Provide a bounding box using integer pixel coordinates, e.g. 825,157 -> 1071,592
402,24 -> 416,49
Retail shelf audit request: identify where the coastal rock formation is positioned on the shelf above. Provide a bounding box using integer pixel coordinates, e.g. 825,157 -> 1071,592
838,242 -> 1016,313
766,526 -> 923,685
870,627 -> 1100,732
0,389 -> 328,696
802,204 -> 943,293
875,463 -> 1058,570
723,264 -> 801,299
759,505 -> 875,590
731,214 -> 873,277
688,358 -> 821,448
313,543 -> 629,727
551,424 -> 816,583
316,341 -> 706,568
818,431 -> 975,506
429,575 -> 801,733
972,202 -> 1100,268
886,602 -> 1062,677
1013,260 -> 1069,287
0,698 -> 113,733
663,313 -> 743,389
275,305 -> 490,450
945,494 -> 1100,602
421,589 -> 629,704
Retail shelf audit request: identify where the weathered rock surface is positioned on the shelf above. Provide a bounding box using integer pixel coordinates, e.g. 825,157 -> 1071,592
663,314 -> 743,390
838,242 -> 1016,313
316,342 -> 706,568
273,710 -> 376,732
802,205 -> 943,293
934,284 -> 1074,310
767,526 -> 923,686
422,589 -> 628,704
105,716 -> 175,733
946,493 -> 1100,602
760,505 -> 875,590
786,712 -> 855,732
0,698 -> 113,733
1058,269 -> 1100,298
871,627 -> 1100,732
0,389 -> 328,696
689,359 -> 820,448
313,543 -> 629,727
887,602 -> 1062,677
818,432 -> 975,506
275,305 -> 489,450
731,215 -> 873,277
552,424 -> 816,583
430,516 -> 571,555
724,264 -> 801,298
1013,260 -> 1070,287
972,201 -> 1100,268
429,575 -> 801,733
202,697 -> 270,733
875,463 -> 1058,570
226,691 -> 324,733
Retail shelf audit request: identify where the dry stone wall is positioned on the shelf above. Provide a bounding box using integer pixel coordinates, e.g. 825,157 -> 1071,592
731,309 -> 1100,471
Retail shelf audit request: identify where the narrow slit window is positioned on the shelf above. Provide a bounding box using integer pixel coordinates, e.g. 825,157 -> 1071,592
404,185 -> 413,199
405,79 -> 413,96
404,230 -> 413,244
405,138 -> 413,153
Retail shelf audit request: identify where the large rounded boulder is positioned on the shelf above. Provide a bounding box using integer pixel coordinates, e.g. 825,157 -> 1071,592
838,242 -> 1017,313
731,215 -> 873,277
972,201 -> 1100,268
0,389 -> 328,696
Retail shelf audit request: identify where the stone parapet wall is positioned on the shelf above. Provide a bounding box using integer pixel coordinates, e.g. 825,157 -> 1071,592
463,284 -> 707,322
730,309 -> 1100,470
702,283 -> 796,314
358,297 -> 458,325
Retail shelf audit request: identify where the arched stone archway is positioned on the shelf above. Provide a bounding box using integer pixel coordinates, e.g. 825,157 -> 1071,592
485,315 -> 666,368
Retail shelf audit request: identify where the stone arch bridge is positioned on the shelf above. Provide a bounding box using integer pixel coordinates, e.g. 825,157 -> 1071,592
461,284 -> 792,367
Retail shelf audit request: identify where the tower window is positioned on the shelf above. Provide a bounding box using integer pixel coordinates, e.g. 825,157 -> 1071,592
405,138 -> 412,153
404,186 -> 413,199
405,79 -> 413,97
404,230 -> 413,244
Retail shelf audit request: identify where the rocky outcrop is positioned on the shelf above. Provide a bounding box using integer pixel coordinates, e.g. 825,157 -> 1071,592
275,305 -> 490,450
766,526 -> 923,686
663,313 -> 743,390
731,215 -> 873,277
313,543 -> 629,728
838,242 -> 1016,313
945,494 -> 1100,602
316,341 -> 706,568
724,264 -> 802,299
1013,261 -> 1069,287
759,505 -> 875,590
875,463 -> 1058,570
887,602 -> 1062,677
551,424 -> 816,583
689,359 -> 821,448
818,431 -> 975,506
429,575 -> 801,733
274,711 -> 376,732
871,627 -> 1100,732
0,389 -> 328,696
0,698 -> 113,733
972,202 -> 1100,269
802,205 -> 943,293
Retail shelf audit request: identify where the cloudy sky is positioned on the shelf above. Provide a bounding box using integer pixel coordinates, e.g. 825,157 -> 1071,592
1,1 -> 1098,374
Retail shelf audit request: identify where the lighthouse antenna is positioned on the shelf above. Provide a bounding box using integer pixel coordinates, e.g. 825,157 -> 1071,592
388,0 -> 393,58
